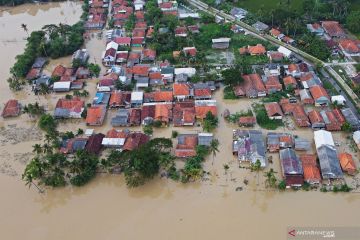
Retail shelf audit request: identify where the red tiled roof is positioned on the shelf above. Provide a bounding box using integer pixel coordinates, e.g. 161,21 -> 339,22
264,102 -> 283,117
123,132 -> 150,151
339,39 -> 360,54
106,128 -> 128,138
288,64 -> 298,73
99,79 -> 115,87
309,85 -> 329,101
26,68 -> 41,80
135,21 -> 147,29
132,28 -> 146,38
152,91 -> 173,102
322,21 -> 345,37
86,105 -> 106,125
194,88 -> 211,97
175,26 -> 187,35
268,51 -> 284,60
163,11 -> 178,16
135,11 -> 144,19
154,104 -> 172,123
300,154 -> 321,183
265,76 -> 282,91
238,116 -> 256,125
248,44 -> 266,55
173,83 -> 190,96
338,153 -> 356,175
332,108 -> 346,125
283,75 -> 297,86
128,52 -> 141,60
270,28 -> 281,37
175,134 -> 198,158
183,47 -> 197,57
129,108 -> 141,125
141,105 -> 155,121
56,98 -> 84,113
2,99 -> 20,117
131,37 -> 144,45
86,133 -> 105,155
114,37 -> 131,45
149,71 -> 162,80
132,65 -> 149,76
195,105 -> 217,119
142,49 -> 156,58
292,105 -> 310,127
109,91 -> 131,107
308,110 -> 324,124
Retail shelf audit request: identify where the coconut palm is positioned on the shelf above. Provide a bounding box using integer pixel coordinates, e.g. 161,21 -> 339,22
209,139 -> 219,166
32,144 -> 43,155
223,164 -> 230,182
264,168 -> 277,188
21,23 -> 28,36
250,159 -> 262,186
42,143 -> 53,155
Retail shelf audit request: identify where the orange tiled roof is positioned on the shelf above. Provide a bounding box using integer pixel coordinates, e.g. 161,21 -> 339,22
308,110 -> 324,124
339,39 -> 360,54
300,154 -> 321,183
173,83 -> 190,96
338,153 -> 356,174
283,76 -> 297,86
309,85 -> 329,100
270,28 -> 281,37
56,98 -> 84,113
153,91 -> 173,102
248,44 -> 266,55
194,88 -> 211,97
86,105 -> 105,125
2,99 -> 20,117
132,65 -> 149,76
154,104 -> 172,122
106,128 -> 128,138
288,64 -> 298,73
264,102 -> 283,117
195,105 -> 217,119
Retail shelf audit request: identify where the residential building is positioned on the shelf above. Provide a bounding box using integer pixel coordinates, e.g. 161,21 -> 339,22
54,98 -> 84,119
264,102 -> 283,120
338,152 -> 356,175
309,85 -> 330,106
86,105 -> 107,126
280,148 -> 304,188
300,154 -> 321,185
1,99 -> 20,118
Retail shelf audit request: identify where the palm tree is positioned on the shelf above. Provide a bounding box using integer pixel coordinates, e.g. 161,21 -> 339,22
22,157 -> 44,193
250,159 -> 262,186
223,164 -> 230,182
264,168 -> 277,188
209,139 -> 219,166
32,144 -> 43,155
42,143 -> 53,155
21,23 -> 28,36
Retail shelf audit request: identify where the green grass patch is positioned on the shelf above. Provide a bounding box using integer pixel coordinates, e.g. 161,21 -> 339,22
253,103 -> 283,130
223,85 -> 239,99
225,109 -> 253,123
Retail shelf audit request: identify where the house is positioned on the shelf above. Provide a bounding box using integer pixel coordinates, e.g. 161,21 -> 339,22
101,129 -> 128,148
300,154 -> 321,185
264,102 -> 283,120
116,51 -> 128,64
299,89 -> 314,105
353,131 -> 360,150
282,36 -> 295,45
212,38 -> 231,49
175,134 -> 198,158
339,39 -> 360,56
300,72 -> 322,89
309,85 -> 330,106
75,67 -> 90,79
252,21 -> 269,32
60,138 -> 88,154
141,105 -> 155,125
196,133 -> 213,146
54,98 -> 84,119
129,108 -> 142,126
352,74 -> 360,86
146,91 -> 173,102
333,108 -> 346,125
233,130 -> 267,167
267,133 -> 293,152
141,49 -> 156,62
270,28 -> 284,40
295,138 -> 311,151
52,65 -> 66,78
183,47 -> 197,57
60,68 -> 75,82
240,44 -> 266,55
243,74 -> 267,98
314,130 -> 335,149
123,132 -> 150,151
187,25 -> 199,34
161,66 -> 174,84
283,76 -> 297,90
173,101 -> 195,127
263,76 -> 282,93
86,105 -> 107,126
231,24 -> 244,34
175,26 -> 187,37
317,144 -> 343,180
174,68 -> 196,77
128,51 -> 141,66
53,81 -> 71,92
85,133 -> 105,155
194,100 -> 217,119
159,1 -> 178,13
93,92 -> 111,105
1,99 -> 20,118
292,105 -> 310,127
338,152 -> 356,175
193,83 -> 212,100
102,41 -> 118,66
136,77 -> 149,89
230,7 -> 248,20
278,46 -> 292,58
131,91 -> 144,107
331,95 -> 346,105
321,21 -> 345,38
33,76 -> 51,91
280,149 -> 304,188
320,110 -> 341,131
26,68 -> 41,80
286,64 -> 300,78
32,57 -> 47,69
306,23 -> 324,36
72,49 -> 89,64
114,37 -> 131,46
111,109 -> 130,127
173,83 -> 191,101
341,108 -> 360,130
154,103 -> 172,125
134,0 -> 145,11
238,116 -> 256,127
132,64 -> 150,77
97,79 -> 116,92
267,51 -> 284,62
308,110 -> 325,130
149,71 -> 163,86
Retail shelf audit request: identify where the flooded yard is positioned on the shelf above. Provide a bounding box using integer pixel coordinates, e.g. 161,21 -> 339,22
1,2 -> 360,240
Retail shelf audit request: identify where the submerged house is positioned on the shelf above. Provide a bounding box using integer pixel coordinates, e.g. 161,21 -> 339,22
123,132 -> 149,151
54,98 -> 84,119
338,152 -> 356,175
86,133 -> 105,155
111,109 -> 130,127
267,133 -> 293,152
60,138 -> 88,154
101,129 -> 128,149
86,105 -> 107,126
175,134 -> 198,158
1,99 -> 21,118
300,154 -> 321,185
173,101 -> 196,127
280,148 -> 304,188
233,130 -> 267,167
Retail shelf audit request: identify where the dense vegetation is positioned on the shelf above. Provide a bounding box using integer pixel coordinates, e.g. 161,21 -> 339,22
253,103 -> 283,130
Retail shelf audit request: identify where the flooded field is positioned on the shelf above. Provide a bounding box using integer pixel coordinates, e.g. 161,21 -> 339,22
1,2 -> 360,240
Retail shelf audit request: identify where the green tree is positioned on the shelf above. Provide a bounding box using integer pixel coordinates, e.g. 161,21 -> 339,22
203,111 -> 218,132
346,11 -> 360,33
264,168 -> 277,188
69,150 -> 99,186
250,159 -> 262,186
209,139 -> 219,165
341,122 -> 352,132
221,67 -> 244,86
143,124 -> 153,135
87,63 -> 101,77
38,114 -> 57,133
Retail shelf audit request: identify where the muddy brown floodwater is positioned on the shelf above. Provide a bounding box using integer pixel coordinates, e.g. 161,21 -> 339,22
1,2 -> 360,240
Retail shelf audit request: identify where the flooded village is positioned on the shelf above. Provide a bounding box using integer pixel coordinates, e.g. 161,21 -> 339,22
1,0 -> 360,240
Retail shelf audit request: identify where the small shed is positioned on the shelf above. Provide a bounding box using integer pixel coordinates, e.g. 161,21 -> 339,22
53,81 -> 71,92
131,91 -> 144,107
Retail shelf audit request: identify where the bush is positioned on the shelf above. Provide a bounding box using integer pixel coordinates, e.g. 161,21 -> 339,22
278,180 -> 286,190
253,104 -> 283,130
171,130 -> 178,138
223,85 -> 238,99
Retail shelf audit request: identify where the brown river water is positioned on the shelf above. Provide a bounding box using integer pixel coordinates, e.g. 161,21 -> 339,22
1,2 -> 360,240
